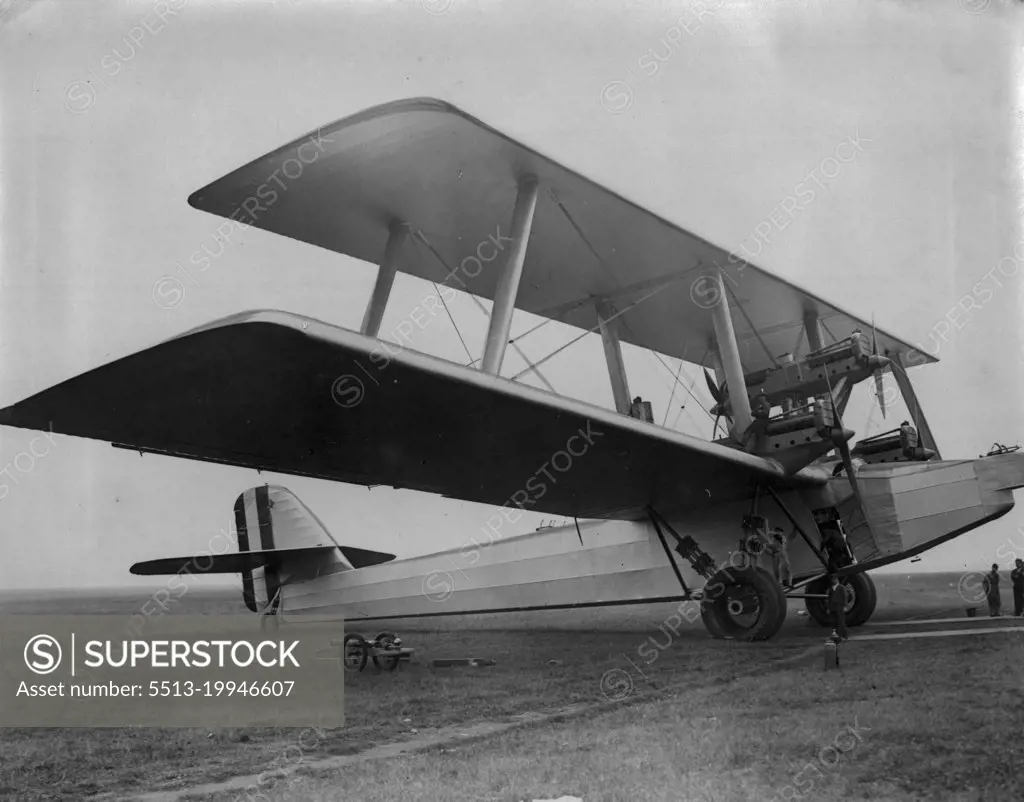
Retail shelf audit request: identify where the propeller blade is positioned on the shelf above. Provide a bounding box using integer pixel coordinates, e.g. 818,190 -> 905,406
874,370 -> 887,419
704,368 -> 724,405
824,367 -> 877,553
837,435 -> 872,537
869,314 -> 887,419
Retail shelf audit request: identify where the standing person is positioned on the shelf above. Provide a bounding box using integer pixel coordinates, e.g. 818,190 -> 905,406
742,389 -> 772,452
827,574 -> 848,641
983,564 -> 1002,617
740,515 -> 772,571
899,420 -> 919,458
771,527 -> 792,587
1011,559 -> 1024,617
821,526 -> 845,574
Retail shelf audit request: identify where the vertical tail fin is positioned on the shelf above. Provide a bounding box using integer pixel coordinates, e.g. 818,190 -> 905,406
235,485 -> 323,613
230,485 -> 395,613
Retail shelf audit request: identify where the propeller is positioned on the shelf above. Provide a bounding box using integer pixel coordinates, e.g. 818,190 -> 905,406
704,368 -> 725,406
823,369 -> 876,555
704,369 -> 728,438
705,368 -> 732,422
868,315 -> 888,419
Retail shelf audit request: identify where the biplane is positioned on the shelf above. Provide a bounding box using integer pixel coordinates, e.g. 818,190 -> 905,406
5,98 -> 1024,641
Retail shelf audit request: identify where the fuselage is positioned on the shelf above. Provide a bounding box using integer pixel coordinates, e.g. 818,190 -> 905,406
274,451 -> 1024,622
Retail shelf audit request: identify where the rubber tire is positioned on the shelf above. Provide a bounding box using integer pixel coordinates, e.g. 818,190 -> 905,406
343,633 -> 368,672
754,566 -> 789,634
845,573 -> 877,627
700,565 -> 786,641
804,573 -> 877,628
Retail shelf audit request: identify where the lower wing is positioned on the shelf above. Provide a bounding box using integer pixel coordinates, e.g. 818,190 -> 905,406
0,311 -> 823,520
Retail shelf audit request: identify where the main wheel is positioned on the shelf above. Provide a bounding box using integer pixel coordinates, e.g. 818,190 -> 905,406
804,573 -> 877,628
700,565 -> 786,641
845,573 -> 877,627
343,633 -> 368,672
754,566 -> 789,623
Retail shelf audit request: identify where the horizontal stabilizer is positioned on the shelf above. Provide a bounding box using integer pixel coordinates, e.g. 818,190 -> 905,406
339,545 -> 400,569
130,545 -> 395,576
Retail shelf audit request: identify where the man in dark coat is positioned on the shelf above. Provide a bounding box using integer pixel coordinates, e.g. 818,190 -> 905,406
1011,559 -> 1024,617
821,526 -> 846,574
827,573 -> 848,641
983,564 -> 1001,617
742,389 -> 772,452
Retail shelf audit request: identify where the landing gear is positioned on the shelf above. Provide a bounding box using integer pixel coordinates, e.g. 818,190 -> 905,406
700,565 -> 788,641
804,573 -> 876,628
649,506 -> 788,642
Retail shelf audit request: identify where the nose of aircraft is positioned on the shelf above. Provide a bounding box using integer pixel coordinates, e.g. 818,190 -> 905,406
975,449 -> 1024,498
826,449 -> 1024,569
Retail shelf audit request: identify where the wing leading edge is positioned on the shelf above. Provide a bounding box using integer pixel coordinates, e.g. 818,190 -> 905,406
0,312 -> 823,521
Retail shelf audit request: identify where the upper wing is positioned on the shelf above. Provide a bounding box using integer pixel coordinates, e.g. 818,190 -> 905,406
187,98 -> 934,374
0,312 -> 824,521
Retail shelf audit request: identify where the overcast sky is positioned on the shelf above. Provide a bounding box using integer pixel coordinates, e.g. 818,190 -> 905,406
0,0 -> 1022,590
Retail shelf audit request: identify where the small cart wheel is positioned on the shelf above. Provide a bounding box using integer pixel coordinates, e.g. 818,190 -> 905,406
343,633 -> 368,672
372,632 -> 401,672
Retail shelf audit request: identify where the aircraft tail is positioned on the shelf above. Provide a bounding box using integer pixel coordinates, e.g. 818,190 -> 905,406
130,485 -> 396,613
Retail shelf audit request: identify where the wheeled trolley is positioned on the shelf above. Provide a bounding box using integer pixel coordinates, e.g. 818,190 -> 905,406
342,632 -> 414,672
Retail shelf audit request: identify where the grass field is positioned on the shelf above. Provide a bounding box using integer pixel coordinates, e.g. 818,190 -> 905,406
2,572 -> 1023,801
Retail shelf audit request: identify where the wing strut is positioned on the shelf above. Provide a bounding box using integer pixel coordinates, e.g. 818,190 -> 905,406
647,506 -> 719,582
360,220 -> 407,337
763,485 -> 829,567
891,353 -> 942,459
509,284 -> 666,381
723,281 -> 779,370
709,271 -> 753,439
596,298 -> 632,415
803,308 -> 825,352
481,175 -> 539,374
411,231 -> 555,392
648,510 -> 692,598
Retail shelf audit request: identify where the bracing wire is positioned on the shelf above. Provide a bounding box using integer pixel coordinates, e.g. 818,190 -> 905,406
411,230 -> 557,393
430,281 -> 473,364
722,280 -> 779,370
508,284 -> 671,381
